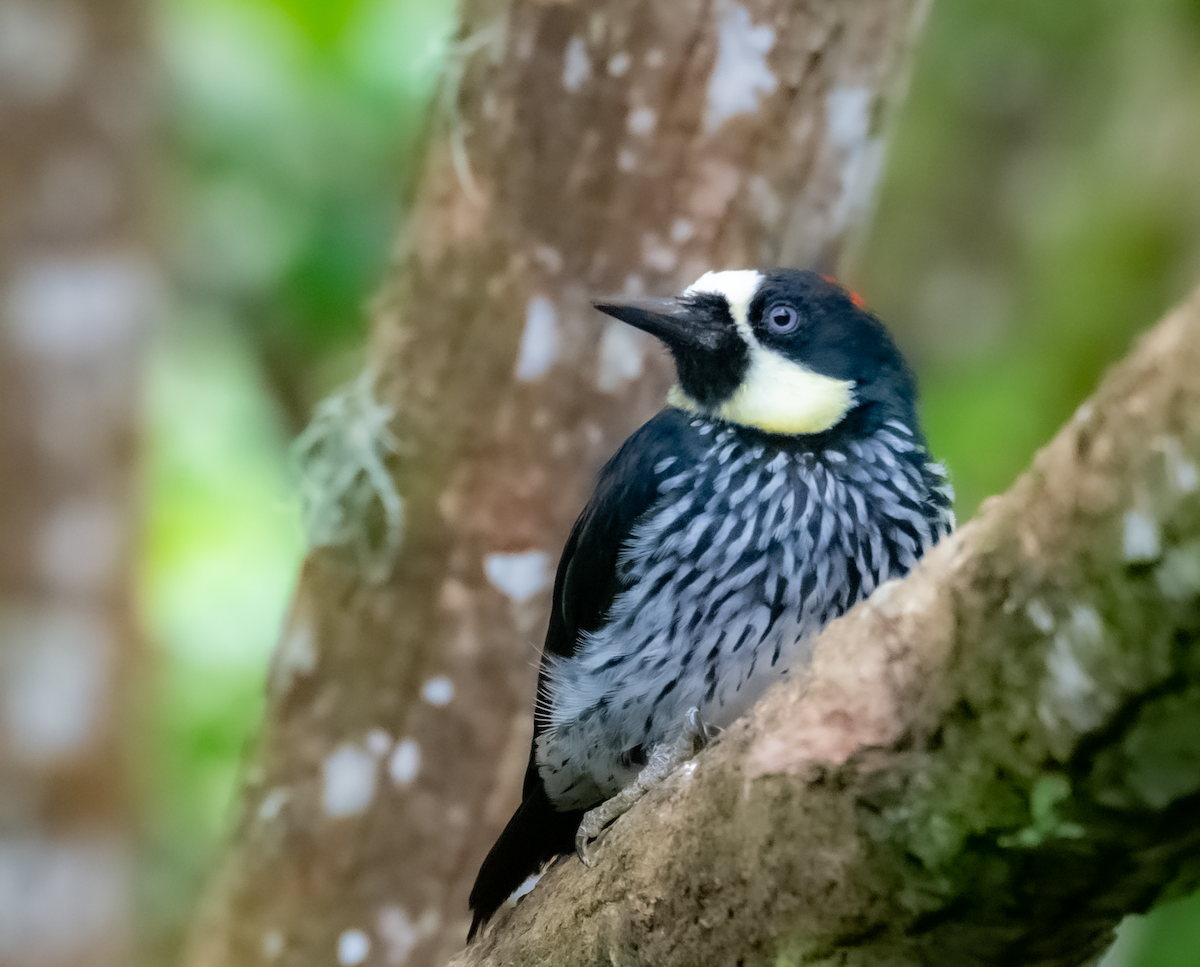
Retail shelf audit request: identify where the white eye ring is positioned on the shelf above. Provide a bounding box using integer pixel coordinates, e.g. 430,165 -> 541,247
766,304 -> 799,334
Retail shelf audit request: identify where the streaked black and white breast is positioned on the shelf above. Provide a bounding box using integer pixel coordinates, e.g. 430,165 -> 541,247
536,409 -> 953,809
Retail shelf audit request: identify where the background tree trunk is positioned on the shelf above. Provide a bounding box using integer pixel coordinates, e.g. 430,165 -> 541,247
182,0 -> 932,965
0,1 -> 153,965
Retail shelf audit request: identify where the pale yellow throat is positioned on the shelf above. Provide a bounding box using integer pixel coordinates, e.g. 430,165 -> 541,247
668,346 -> 857,435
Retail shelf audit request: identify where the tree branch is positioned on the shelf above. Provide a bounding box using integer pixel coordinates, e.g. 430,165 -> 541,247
454,288 -> 1200,967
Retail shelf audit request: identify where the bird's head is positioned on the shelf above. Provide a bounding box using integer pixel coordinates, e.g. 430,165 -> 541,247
595,268 -> 919,438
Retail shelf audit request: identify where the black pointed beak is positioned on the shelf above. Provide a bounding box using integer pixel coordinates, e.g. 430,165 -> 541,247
593,297 -> 726,353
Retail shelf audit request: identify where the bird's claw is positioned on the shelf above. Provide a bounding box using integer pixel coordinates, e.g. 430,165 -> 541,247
575,782 -> 639,864
575,808 -> 610,865
683,705 -> 720,749
575,707 -> 716,864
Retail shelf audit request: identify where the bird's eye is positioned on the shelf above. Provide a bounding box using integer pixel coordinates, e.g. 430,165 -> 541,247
766,304 -> 799,334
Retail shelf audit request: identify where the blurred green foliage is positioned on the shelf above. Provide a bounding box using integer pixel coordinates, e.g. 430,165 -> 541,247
858,0 -> 1200,519
158,0 -> 454,426
139,0 -> 455,960
138,316 -> 303,960
138,0 -> 1200,963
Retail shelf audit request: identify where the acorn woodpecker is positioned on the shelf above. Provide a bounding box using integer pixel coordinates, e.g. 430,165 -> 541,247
468,268 -> 954,936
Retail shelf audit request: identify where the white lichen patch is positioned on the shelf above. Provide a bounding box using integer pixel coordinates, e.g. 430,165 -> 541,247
562,36 -> 590,91
337,928 -> 371,967
270,606 -> 317,697
262,930 -> 284,960
607,51 -> 630,76
484,550 -> 550,603
1156,540 -> 1200,601
670,218 -> 695,244
596,321 -> 645,392
748,173 -> 781,227
1025,598 -> 1055,635
0,0 -> 84,104
1069,604 -> 1104,645
826,85 -> 886,235
1039,604 -> 1112,744
507,872 -> 543,907
0,835 -> 128,963
1123,510 -> 1161,563
1176,459 -> 1199,493
377,906 -> 440,966
531,244 -> 563,275
388,738 -> 421,787
704,3 -> 777,132
1,605 -> 111,762
257,787 -> 290,823
1045,635 -> 1095,712
1158,435 -> 1199,494
690,158 -> 741,219
515,295 -> 560,381
627,105 -> 656,136
6,253 -> 159,358
293,370 -> 403,582
827,84 -> 872,157
322,743 -> 379,818
366,727 -> 393,757
618,148 -> 638,171
641,232 -> 677,273
422,676 -> 455,706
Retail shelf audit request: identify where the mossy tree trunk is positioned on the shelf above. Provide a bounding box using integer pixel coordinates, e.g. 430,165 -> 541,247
182,0 -> 932,965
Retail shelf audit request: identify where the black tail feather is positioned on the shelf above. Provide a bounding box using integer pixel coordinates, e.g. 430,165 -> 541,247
468,783 -> 583,940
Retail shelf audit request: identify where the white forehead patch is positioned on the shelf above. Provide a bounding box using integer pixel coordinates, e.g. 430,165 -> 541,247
683,269 -> 763,337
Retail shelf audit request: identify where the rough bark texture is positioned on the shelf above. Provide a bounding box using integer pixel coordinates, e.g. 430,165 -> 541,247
454,289 -> 1200,966
182,1 -> 931,965
0,1 -> 152,965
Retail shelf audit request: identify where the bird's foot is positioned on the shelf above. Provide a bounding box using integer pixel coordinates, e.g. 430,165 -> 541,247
575,707 -> 717,865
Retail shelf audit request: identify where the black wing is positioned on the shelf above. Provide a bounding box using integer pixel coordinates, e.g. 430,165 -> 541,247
544,409 -> 705,664
468,407 -> 706,937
